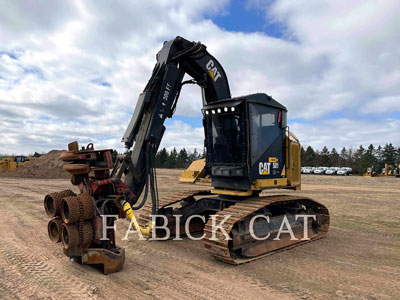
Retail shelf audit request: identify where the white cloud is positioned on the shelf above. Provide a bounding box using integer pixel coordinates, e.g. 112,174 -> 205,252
160,120 -> 204,152
361,96 -> 400,114
0,0 -> 399,155
265,0 -> 400,117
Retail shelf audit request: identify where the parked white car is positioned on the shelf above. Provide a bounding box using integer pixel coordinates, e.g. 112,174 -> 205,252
302,167 -> 312,174
314,167 -> 327,175
301,167 -> 312,174
337,167 -> 352,176
325,167 -> 339,175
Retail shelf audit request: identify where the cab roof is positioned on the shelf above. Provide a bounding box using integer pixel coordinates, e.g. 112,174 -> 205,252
204,93 -> 287,111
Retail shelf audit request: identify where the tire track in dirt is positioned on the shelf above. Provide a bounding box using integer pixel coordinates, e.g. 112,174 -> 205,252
1,175 -> 400,299
122,244 -> 232,300
0,181 -> 98,300
0,253 -> 60,300
0,197 -> 62,262
124,236 -> 293,300
0,242 -> 98,300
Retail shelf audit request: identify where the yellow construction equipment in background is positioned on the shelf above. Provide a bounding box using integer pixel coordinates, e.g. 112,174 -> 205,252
379,163 -> 396,177
179,159 -> 211,185
0,155 -> 35,172
363,166 -> 377,177
0,156 -> 16,172
364,163 -> 399,177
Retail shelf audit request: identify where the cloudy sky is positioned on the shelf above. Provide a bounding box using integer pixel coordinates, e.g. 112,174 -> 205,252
1,0 -> 400,155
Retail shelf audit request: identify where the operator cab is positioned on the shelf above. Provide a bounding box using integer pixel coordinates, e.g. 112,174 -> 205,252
15,156 -> 29,163
203,93 -> 287,191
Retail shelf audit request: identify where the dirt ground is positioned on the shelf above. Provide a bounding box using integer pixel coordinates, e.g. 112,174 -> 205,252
0,171 -> 399,300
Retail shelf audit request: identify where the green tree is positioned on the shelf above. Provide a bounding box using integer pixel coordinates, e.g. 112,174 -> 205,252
155,148 -> 169,168
177,148 -> 189,168
300,146 -> 307,166
382,143 -> 396,165
189,148 -> 200,163
330,148 -> 340,167
352,145 -> 366,174
375,145 -> 383,161
304,146 -> 316,166
319,146 -> 330,167
359,144 -> 377,174
374,145 -> 384,172
339,147 -> 348,166
397,147 -> 400,164
167,147 -> 178,168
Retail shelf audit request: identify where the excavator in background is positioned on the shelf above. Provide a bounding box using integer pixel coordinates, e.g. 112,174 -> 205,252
44,36 -> 329,274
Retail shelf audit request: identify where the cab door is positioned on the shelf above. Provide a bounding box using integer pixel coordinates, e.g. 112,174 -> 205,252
248,103 -> 286,180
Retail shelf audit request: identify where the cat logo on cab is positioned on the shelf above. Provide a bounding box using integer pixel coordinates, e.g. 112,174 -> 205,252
259,162 -> 271,175
259,157 -> 279,175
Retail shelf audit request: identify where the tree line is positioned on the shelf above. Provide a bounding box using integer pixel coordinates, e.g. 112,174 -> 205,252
301,143 -> 400,174
155,148 -> 205,169
152,143 -> 400,175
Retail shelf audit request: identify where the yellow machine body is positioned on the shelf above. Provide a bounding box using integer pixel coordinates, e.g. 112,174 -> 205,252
379,163 -> 395,177
0,157 -> 17,172
181,130 -> 302,196
0,156 -> 33,172
179,158 -> 211,185
363,167 -> 377,177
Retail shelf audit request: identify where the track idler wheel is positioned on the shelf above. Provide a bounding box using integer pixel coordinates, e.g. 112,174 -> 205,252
47,218 -> 63,243
60,194 -> 95,224
44,190 -> 76,218
61,221 -> 93,249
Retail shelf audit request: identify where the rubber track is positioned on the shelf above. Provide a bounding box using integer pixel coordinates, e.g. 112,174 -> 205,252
203,195 -> 330,264
138,192 -> 329,265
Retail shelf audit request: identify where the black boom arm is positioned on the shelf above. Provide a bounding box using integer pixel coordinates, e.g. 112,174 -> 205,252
112,36 -> 231,201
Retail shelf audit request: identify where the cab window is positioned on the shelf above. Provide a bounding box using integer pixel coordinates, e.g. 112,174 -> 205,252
249,104 -> 279,163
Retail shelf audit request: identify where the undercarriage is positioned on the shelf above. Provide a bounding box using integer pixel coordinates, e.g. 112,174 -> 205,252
139,190 -> 330,264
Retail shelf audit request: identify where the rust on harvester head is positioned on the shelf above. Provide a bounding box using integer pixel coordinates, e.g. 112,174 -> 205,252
43,36 -> 330,274
44,141 -> 128,274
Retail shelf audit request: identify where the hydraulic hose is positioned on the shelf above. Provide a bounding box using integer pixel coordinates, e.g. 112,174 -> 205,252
130,170 -> 149,210
148,143 -> 159,216
119,198 -> 153,235
119,143 -> 157,235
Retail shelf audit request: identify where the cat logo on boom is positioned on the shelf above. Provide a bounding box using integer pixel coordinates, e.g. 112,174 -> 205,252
206,59 -> 222,82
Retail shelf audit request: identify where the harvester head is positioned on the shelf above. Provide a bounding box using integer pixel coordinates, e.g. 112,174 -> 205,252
44,141 -> 128,274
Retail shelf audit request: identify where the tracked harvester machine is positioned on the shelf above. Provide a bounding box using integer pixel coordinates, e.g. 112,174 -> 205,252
44,36 -> 329,273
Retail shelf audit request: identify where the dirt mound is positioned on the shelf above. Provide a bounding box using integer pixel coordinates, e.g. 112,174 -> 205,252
0,150 -> 70,179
